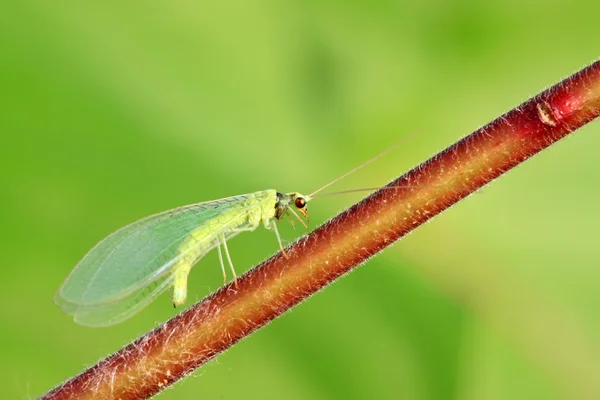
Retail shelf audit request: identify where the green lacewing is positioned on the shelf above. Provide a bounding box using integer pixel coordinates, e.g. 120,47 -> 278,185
55,139 -> 412,327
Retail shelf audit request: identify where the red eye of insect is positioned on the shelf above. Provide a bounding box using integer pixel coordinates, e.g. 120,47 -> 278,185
295,197 -> 306,209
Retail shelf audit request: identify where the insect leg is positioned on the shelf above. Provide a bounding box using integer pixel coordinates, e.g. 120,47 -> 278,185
216,242 -> 227,284
270,220 -> 290,259
221,235 -> 239,288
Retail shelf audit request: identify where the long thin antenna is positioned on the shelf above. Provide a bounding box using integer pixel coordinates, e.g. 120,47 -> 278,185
310,185 -> 453,199
309,132 -> 421,197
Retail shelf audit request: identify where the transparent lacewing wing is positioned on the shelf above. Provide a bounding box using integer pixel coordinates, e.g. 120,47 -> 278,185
55,190 -> 310,327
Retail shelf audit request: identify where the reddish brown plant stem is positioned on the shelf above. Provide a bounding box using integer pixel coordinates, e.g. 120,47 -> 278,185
42,60 -> 600,400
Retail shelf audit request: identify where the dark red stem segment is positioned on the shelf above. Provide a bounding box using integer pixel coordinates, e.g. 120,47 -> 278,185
42,60 -> 600,400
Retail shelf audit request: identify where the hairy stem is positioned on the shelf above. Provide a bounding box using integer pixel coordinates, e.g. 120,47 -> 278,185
42,60 -> 600,400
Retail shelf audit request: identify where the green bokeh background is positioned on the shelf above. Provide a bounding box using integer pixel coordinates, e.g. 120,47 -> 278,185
1,1 -> 599,399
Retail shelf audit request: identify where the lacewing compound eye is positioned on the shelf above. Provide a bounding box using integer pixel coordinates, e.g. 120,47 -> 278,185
295,197 -> 306,209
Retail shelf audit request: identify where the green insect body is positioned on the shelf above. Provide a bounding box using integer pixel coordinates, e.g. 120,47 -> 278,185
55,139 -> 400,327
170,190 -> 279,306
55,189 -> 310,327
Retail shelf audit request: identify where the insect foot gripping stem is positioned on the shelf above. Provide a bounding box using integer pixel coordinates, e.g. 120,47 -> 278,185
171,268 -> 189,307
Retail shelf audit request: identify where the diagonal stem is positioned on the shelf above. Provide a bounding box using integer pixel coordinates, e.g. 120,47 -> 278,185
41,59 -> 600,400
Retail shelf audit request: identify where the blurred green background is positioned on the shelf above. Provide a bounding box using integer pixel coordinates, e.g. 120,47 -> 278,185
1,1 -> 599,399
